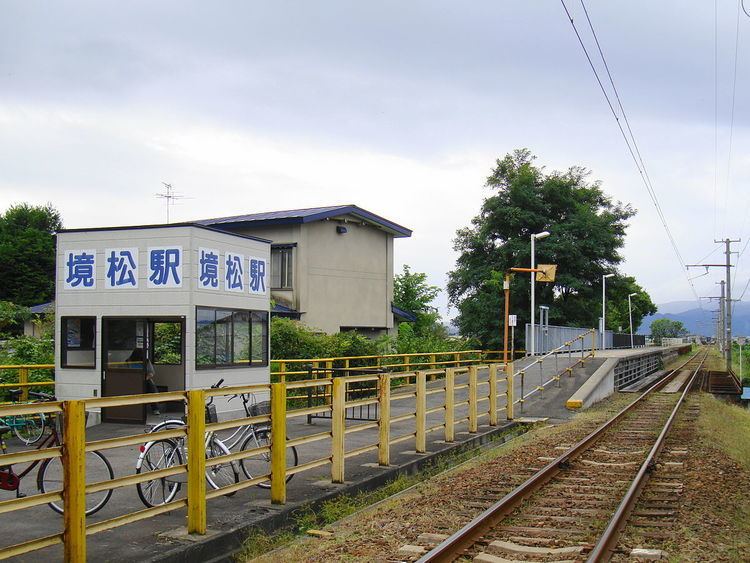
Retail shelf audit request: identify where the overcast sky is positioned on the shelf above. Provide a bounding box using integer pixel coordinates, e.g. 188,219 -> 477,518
2,1 -> 749,326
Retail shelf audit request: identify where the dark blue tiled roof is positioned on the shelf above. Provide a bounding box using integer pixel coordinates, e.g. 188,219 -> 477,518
391,303 -> 417,322
272,303 -> 299,314
196,205 -> 412,238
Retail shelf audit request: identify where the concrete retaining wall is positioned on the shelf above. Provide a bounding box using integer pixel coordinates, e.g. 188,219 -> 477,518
566,346 -> 686,409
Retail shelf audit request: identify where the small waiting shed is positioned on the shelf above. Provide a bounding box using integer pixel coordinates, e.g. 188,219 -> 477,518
54,223 -> 271,424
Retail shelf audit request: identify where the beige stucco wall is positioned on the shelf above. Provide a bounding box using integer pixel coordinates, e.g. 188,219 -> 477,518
231,215 -> 395,334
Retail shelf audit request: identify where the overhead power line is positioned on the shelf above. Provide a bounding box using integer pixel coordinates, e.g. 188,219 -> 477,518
560,0 -> 702,305
714,0 -> 719,239
724,0 -> 742,230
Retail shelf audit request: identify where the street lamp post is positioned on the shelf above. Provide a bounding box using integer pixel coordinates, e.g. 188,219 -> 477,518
601,273 -> 615,350
530,231 -> 550,356
628,292 -> 638,349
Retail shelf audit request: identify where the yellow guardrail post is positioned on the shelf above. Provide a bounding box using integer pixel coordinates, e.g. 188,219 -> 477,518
331,377 -> 346,483
415,371 -> 426,453
325,360 -> 333,376
468,365 -> 478,433
19,368 -> 29,401
279,362 -> 286,383
271,382 -> 287,503
445,368 -> 455,442
506,362 -> 514,420
488,364 -> 497,426
378,374 -> 390,466
344,358 -> 350,377
63,400 -> 86,562
187,389 -> 207,534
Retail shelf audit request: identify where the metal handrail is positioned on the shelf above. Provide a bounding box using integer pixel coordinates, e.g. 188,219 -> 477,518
513,328 -> 595,377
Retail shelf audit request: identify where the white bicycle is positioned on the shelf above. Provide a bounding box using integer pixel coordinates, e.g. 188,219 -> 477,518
135,380 -> 239,507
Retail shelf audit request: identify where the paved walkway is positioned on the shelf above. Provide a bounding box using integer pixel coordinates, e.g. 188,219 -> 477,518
2,354 -> 609,562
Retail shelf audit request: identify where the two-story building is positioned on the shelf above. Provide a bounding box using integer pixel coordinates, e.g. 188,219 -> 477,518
196,205 -> 413,336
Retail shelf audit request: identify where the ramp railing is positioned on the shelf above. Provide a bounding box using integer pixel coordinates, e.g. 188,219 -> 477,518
513,328 -> 596,411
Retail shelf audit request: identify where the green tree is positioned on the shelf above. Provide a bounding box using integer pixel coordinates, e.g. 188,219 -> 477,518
0,301 -> 31,336
447,149 -> 651,348
649,318 -> 687,345
393,265 -> 442,336
0,203 -> 63,307
601,276 -> 657,333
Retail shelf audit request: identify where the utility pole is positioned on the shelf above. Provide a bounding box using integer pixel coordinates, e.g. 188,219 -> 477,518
717,280 -> 726,355
714,238 -> 740,370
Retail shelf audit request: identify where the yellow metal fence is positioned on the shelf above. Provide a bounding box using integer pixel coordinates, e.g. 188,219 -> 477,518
0,337 -> 594,562
0,364 -> 520,561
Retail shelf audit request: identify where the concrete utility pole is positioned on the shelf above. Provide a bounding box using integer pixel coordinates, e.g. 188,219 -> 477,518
715,238 -> 740,370
717,280 -> 726,355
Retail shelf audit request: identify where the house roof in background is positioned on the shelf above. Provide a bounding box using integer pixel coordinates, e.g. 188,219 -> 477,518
195,205 -> 412,238
29,302 -> 54,314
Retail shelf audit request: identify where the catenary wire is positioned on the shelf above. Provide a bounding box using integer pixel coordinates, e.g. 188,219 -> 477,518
724,0 -> 741,235
562,0 -> 702,308
714,0 -> 719,239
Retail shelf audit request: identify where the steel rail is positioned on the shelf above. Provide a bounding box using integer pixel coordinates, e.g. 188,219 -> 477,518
417,348 -> 706,563
586,349 -> 708,562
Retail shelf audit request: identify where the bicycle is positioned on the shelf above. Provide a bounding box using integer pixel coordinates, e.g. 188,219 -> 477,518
0,409 -> 114,515
221,390 -> 298,488
0,389 -> 51,445
135,379 -> 240,508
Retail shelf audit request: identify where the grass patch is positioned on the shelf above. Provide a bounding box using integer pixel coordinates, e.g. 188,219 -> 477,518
698,393 -> 750,470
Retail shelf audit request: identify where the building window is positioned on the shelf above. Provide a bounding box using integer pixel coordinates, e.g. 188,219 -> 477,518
196,307 -> 268,368
271,246 -> 293,289
62,317 -> 96,368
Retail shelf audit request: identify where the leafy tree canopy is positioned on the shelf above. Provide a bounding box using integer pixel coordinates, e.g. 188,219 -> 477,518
447,149 -> 656,348
649,318 -> 688,344
0,301 -> 31,335
393,265 -> 443,336
0,203 -> 62,307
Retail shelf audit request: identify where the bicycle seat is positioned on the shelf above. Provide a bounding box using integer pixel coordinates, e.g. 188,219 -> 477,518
0,424 -> 11,435
6,389 -> 22,401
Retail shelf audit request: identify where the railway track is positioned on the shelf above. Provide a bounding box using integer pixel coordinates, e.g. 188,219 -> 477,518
414,349 -> 708,563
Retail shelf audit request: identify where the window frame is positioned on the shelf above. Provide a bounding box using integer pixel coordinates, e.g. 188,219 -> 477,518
61,316 -> 97,369
271,245 -> 294,290
195,307 -> 269,369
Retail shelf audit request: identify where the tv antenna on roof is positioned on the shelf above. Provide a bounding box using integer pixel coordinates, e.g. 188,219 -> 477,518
155,182 -> 188,223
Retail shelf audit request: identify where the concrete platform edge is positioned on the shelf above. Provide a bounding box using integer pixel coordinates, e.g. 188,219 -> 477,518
566,358 -> 618,409
151,421 -> 526,563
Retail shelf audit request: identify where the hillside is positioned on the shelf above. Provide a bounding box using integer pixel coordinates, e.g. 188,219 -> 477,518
641,301 -> 750,337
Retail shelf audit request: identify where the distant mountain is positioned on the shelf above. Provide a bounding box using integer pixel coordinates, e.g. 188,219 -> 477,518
642,300 -> 750,337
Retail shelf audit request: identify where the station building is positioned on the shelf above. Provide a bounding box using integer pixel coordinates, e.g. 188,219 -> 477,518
54,223 -> 270,423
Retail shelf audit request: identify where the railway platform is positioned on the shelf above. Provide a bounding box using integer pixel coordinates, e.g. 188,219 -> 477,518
566,345 -> 686,409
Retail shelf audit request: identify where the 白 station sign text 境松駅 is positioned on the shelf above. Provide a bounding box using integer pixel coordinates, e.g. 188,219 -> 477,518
63,247 -> 268,295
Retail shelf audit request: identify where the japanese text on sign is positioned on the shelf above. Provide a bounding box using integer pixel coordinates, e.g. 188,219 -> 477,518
105,248 -> 138,289
65,250 -> 96,289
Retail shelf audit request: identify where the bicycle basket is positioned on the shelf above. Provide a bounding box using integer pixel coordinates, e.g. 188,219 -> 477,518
205,404 -> 218,424
249,400 -> 271,417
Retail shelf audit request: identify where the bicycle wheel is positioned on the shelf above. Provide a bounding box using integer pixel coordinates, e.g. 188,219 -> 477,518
39,450 -> 114,515
136,439 -> 183,508
12,413 -> 45,445
205,437 -> 239,496
239,430 -> 298,488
